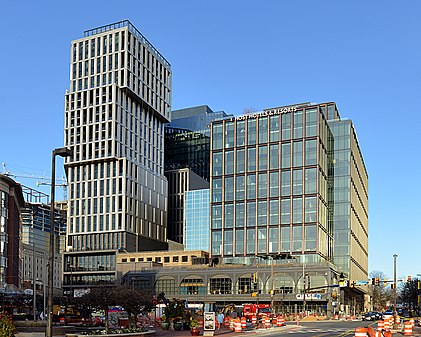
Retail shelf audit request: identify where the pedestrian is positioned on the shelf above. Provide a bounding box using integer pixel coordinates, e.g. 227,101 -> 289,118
217,311 -> 224,330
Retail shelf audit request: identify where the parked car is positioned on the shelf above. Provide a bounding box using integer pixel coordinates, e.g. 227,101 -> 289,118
382,310 -> 394,318
362,312 -> 381,321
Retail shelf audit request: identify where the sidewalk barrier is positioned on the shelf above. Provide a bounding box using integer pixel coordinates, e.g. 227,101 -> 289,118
229,318 -> 234,331
241,317 -> 246,330
276,315 -> 285,327
264,316 -> 271,329
404,321 -> 413,336
234,320 -> 242,333
354,326 -> 367,337
366,326 -> 375,337
383,318 -> 390,331
251,315 -> 257,327
377,320 -> 384,331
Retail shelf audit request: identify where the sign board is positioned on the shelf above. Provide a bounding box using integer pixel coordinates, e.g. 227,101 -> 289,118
355,280 -> 368,286
295,293 -> 322,300
204,312 -> 215,331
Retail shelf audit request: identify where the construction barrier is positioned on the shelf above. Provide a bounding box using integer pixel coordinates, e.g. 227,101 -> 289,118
241,317 -> 247,330
276,315 -> 285,327
377,320 -> 384,331
264,316 -> 271,328
383,318 -> 390,331
354,326 -> 367,337
409,318 -> 414,328
366,326 -> 375,337
234,320 -> 242,333
229,318 -> 234,331
198,318 -> 204,328
404,321 -> 413,336
251,315 -> 257,326
224,316 -> 230,327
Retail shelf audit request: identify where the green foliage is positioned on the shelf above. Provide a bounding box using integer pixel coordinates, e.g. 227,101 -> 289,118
163,298 -> 186,323
190,319 -> 199,329
0,314 -> 16,337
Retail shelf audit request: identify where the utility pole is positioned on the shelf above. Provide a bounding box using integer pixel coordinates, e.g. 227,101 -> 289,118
393,254 -> 398,328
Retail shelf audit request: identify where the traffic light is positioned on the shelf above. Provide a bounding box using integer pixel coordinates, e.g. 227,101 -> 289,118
371,278 -> 376,285
383,278 -> 388,286
418,280 -> 420,290
375,277 -> 379,285
408,275 -> 412,282
391,284 -> 395,290
252,273 -> 257,283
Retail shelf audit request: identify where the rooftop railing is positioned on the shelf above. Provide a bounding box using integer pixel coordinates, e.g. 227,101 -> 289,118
84,19 -> 170,68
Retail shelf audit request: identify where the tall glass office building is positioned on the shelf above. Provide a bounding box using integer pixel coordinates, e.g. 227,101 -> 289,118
184,189 -> 210,251
63,20 -> 171,287
210,102 -> 368,282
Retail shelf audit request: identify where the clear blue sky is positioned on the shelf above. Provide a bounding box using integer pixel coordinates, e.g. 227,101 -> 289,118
1,0 -> 420,280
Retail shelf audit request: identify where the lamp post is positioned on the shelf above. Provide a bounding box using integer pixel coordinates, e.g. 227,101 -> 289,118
47,147 -> 72,337
393,254 -> 398,328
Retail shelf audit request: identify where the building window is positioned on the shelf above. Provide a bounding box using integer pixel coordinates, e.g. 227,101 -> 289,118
182,256 -> 188,262
173,256 -> 179,262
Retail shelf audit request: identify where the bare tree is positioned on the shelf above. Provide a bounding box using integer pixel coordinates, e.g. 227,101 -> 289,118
78,286 -> 115,333
398,277 -> 420,316
369,271 -> 393,311
111,285 -> 153,329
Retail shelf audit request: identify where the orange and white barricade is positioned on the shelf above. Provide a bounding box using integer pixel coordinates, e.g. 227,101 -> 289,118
241,316 -> 247,330
377,320 -> 384,331
251,315 -> 257,326
276,315 -> 285,327
229,318 -> 234,330
234,319 -> 242,333
198,318 -> 204,328
354,327 -> 367,337
404,321 -> 413,336
383,317 -> 390,331
264,316 -> 271,328
409,318 -> 414,328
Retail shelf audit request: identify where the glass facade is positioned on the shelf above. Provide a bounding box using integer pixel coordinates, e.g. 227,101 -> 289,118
329,119 -> 368,281
165,128 -> 210,181
210,102 -> 368,282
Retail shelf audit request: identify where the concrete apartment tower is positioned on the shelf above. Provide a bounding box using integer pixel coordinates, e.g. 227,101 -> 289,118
63,21 -> 171,289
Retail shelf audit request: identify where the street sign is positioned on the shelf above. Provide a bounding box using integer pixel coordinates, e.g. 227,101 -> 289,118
355,280 -> 368,286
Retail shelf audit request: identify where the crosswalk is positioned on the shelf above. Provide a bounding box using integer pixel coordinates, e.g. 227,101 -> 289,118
286,327 -> 349,334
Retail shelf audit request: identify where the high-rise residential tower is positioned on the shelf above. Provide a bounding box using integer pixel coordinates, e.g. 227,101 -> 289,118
63,20 -> 171,288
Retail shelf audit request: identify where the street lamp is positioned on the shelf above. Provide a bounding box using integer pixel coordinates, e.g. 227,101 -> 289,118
393,254 -> 398,328
47,147 -> 72,337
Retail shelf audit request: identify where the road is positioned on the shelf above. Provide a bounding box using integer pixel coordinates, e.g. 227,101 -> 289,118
258,320 -> 421,336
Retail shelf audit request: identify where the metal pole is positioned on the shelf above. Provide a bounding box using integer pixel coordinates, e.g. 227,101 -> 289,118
393,254 -> 398,328
270,256 -> 274,312
43,253 -> 46,320
47,150 -> 56,337
302,256 -> 306,317
33,243 -> 36,321
47,147 -> 72,337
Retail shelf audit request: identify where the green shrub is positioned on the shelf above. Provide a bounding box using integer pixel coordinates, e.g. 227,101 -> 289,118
0,314 -> 16,337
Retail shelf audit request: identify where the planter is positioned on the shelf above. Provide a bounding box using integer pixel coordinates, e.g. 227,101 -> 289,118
190,328 -> 200,336
173,322 -> 183,331
161,322 -> 170,330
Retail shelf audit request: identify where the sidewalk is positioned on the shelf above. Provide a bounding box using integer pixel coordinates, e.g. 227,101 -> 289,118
15,324 -> 291,337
